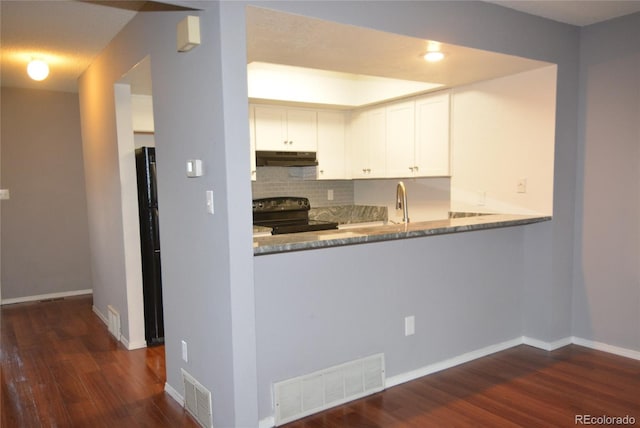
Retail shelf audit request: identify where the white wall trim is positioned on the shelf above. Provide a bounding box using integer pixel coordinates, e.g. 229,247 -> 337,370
1,289 -> 93,306
93,304 -> 108,325
259,416 -> 275,428
165,382 -> 184,406
93,304 -> 147,350
385,337 -> 523,389
522,336 -> 572,351
572,336 -> 640,361
121,336 -> 147,350
256,335 -> 640,426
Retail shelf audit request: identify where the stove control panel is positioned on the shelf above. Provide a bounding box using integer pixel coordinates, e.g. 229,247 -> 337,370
252,197 -> 310,212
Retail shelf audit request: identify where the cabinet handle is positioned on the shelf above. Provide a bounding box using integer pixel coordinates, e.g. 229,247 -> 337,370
320,170 -> 324,174
414,166 -> 419,171
409,167 -> 414,172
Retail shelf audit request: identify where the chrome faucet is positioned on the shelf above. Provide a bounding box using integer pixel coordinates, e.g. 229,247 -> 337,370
396,181 -> 409,223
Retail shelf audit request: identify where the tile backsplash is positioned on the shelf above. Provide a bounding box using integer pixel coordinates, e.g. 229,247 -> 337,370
251,166 -> 354,207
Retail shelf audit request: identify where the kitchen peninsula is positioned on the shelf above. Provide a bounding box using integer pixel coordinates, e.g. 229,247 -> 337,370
253,214 -> 551,255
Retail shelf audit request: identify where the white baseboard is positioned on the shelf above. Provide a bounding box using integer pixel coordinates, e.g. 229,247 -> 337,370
121,336 -> 147,350
259,416 -> 275,428
523,335 -> 640,360
165,382 -> 184,406
92,304 -> 108,324
93,304 -> 147,350
572,336 -> 640,361
385,337 -> 522,389
1,289 -> 92,306
522,335 -> 572,351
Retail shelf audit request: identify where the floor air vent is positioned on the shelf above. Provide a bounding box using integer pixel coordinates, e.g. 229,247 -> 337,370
107,305 -> 120,339
182,369 -> 213,428
274,353 -> 385,426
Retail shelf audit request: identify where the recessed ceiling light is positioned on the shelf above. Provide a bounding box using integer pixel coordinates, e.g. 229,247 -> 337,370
27,59 -> 49,81
423,51 -> 445,62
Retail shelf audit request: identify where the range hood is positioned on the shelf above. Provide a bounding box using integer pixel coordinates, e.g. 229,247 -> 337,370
255,150 -> 318,167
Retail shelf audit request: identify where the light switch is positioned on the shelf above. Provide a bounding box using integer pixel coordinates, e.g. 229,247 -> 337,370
0,189 -> 9,200
404,315 -> 415,336
181,340 -> 188,362
187,159 -> 203,177
206,190 -> 214,214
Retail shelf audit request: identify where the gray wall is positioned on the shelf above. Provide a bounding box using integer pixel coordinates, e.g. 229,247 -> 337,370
78,5 -> 258,427
237,0 -> 580,422
1,87 -> 92,300
78,1 -> 640,427
255,227 -> 525,416
572,13 -> 640,350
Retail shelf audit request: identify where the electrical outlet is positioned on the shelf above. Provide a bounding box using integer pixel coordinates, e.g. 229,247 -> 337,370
404,315 -> 415,336
182,340 -> 188,362
327,189 -> 334,201
517,178 -> 527,193
0,189 -> 9,200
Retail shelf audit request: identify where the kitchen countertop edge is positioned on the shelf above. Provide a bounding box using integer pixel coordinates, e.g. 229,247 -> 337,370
253,214 -> 552,255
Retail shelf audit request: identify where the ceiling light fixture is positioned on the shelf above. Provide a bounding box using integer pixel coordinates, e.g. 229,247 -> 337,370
27,59 -> 49,81
423,51 -> 445,62
424,40 -> 445,63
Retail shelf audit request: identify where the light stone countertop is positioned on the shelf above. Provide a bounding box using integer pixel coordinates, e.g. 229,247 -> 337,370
253,214 -> 551,255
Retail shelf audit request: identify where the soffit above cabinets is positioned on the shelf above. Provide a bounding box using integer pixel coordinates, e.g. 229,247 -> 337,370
247,62 -> 444,109
246,6 -> 553,107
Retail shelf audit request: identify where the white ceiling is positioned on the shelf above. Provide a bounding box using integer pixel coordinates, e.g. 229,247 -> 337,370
487,1 -> 640,26
1,1 -> 137,93
246,7 -> 550,90
2,1 -> 640,93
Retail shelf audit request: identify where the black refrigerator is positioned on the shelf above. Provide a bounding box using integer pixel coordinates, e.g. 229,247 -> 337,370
135,147 -> 165,346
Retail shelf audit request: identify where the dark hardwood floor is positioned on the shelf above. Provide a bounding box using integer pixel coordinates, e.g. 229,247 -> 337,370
1,295 -> 198,427
283,344 -> 640,428
3,295 -> 640,428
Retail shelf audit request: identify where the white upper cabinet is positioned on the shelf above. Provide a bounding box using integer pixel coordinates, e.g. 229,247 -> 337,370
350,90 -> 450,180
248,91 -> 449,181
131,95 -> 154,133
253,105 -> 317,152
385,99 -> 416,177
414,91 -> 450,177
317,111 -> 348,180
351,107 -> 387,178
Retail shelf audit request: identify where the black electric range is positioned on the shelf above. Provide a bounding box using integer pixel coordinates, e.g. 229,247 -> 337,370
252,197 -> 338,235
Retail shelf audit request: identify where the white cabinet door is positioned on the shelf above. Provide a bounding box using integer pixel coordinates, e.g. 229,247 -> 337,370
253,105 -> 287,150
286,109 -> 317,151
253,105 -> 317,152
366,107 -> 387,178
351,107 -> 386,179
131,95 -> 154,132
350,110 -> 369,179
385,100 -> 415,177
415,91 -> 450,176
317,111 -> 347,180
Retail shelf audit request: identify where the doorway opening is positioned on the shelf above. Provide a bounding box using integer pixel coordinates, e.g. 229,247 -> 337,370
114,56 -> 165,355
